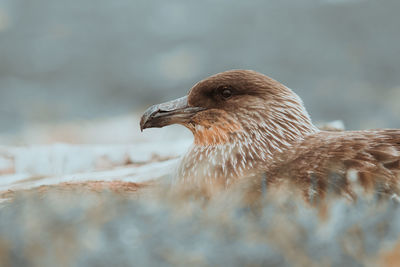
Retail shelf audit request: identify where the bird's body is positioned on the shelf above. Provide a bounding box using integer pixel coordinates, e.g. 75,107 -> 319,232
141,70 -> 400,202
262,130 -> 400,203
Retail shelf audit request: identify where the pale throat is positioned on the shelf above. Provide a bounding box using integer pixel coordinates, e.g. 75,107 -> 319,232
177,106 -> 319,186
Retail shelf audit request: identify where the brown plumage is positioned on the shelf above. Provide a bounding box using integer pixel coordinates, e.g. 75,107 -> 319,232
255,130 -> 400,204
141,70 -> 400,202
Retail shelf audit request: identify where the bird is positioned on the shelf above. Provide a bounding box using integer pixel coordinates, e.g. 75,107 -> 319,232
140,70 -> 400,203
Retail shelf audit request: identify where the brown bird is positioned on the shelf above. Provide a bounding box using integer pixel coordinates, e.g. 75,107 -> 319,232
140,70 -> 400,202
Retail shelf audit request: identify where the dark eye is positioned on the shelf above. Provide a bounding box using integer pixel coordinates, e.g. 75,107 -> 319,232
221,88 -> 232,99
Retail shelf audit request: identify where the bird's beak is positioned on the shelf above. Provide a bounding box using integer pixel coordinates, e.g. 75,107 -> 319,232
140,96 -> 205,131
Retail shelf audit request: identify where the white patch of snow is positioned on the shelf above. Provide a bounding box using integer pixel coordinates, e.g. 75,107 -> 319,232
0,158 -> 179,192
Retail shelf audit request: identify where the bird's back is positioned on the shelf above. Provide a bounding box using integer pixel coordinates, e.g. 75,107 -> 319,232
260,130 -> 400,203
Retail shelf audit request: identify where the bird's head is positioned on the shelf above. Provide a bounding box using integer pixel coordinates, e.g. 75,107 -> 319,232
140,70 -> 317,146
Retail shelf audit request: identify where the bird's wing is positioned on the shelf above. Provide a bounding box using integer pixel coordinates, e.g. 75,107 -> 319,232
263,130 -> 400,203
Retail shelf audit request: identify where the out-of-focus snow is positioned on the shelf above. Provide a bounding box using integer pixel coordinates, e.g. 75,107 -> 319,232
1,141 -> 190,176
0,143 -> 186,193
0,159 -> 179,192
316,120 -> 345,131
0,114 -> 191,194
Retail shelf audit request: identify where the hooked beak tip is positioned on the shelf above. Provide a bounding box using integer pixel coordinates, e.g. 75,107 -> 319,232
140,104 -> 160,132
139,116 -> 149,132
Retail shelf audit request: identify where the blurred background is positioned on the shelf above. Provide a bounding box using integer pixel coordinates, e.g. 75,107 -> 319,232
0,0 -> 399,144
1,2 -> 400,266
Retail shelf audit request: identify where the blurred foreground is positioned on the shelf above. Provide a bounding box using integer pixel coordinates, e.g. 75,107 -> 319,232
1,185 -> 400,266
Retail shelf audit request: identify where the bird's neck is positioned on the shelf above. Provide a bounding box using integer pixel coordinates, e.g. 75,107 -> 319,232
177,106 -> 319,187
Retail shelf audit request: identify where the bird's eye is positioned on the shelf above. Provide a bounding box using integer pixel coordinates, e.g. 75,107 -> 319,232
221,88 -> 232,99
